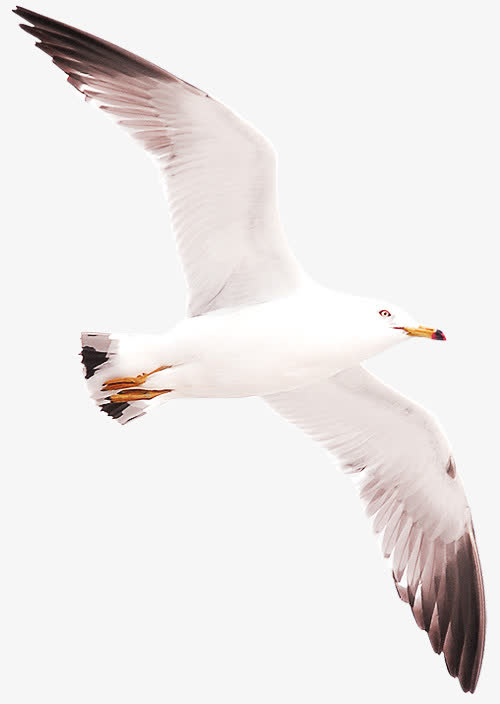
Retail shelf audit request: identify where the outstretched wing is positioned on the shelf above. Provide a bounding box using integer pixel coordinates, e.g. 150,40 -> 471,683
265,366 -> 485,693
14,6 -> 304,316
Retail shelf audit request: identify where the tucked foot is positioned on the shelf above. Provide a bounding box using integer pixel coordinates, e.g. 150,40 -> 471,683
108,388 -> 172,403
102,365 -> 170,391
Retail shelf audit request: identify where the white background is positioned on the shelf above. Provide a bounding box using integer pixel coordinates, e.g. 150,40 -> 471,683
2,1 -> 499,701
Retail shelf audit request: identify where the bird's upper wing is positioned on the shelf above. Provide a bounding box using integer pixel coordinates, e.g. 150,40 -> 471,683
14,7 -> 304,316
264,366 -> 485,693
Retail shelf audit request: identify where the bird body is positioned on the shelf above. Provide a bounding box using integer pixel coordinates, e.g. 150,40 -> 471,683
14,6 -> 486,693
96,285 -> 408,400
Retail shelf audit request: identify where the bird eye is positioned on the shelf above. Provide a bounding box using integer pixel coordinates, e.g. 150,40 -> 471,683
379,309 -> 391,318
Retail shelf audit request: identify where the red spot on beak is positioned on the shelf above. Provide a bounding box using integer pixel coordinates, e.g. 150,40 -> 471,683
432,329 -> 446,341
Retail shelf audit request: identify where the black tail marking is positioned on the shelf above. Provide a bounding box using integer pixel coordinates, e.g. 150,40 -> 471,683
80,332 -> 113,379
81,345 -> 108,379
101,401 -> 130,419
80,332 -> 151,424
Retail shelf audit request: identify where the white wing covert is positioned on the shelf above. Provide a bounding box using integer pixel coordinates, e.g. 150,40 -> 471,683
15,7 -> 303,316
265,366 -> 485,693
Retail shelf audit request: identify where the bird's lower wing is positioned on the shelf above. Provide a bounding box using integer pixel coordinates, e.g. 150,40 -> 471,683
264,366 -> 485,693
14,6 -> 304,316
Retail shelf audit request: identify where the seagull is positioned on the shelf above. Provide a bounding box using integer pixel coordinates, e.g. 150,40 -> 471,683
14,6 -> 485,693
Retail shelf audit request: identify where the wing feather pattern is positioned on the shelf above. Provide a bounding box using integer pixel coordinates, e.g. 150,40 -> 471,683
14,6 -> 303,316
265,366 -> 485,692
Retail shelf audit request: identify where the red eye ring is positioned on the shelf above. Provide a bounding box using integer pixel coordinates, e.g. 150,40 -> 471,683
379,309 -> 391,318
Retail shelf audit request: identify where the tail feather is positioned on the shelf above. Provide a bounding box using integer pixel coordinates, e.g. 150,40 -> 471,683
80,332 -> 148,424
81,333 -> 114,380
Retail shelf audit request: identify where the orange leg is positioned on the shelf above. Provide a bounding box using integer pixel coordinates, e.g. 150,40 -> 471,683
109,388 -> 172,403
102,365 -> 170,391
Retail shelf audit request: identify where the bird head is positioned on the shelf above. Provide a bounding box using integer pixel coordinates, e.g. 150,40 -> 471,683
375,303 -> 446,342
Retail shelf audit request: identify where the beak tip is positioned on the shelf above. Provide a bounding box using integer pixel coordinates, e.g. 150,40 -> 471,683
432,329 -> 446,341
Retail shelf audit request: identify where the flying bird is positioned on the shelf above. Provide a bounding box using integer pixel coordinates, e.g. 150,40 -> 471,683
14,6 -> 485,693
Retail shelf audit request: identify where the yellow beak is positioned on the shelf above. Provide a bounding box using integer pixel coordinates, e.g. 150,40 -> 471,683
394,326 -> 446,340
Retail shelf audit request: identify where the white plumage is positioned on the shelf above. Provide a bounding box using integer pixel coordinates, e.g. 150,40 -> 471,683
15,6 -> 485,693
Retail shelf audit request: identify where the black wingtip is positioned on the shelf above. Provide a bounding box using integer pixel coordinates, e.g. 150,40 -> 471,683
13,6 -> 39,18
13,8 -> 43,31
18,22 -> 37,37
13,6 -> 32,20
